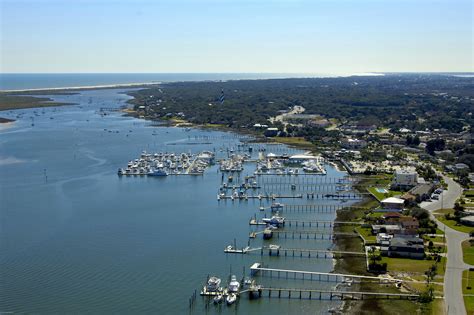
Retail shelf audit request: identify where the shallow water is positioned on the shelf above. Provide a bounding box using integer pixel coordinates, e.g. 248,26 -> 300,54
0,89 -> 351,314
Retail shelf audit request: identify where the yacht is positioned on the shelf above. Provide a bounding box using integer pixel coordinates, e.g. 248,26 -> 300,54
262,214 -> 285,226
228,275 -> 240,293
207,276 -> 222,292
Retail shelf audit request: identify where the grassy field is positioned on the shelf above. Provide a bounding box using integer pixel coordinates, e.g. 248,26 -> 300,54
271,136 -> 315,150
381,257 -> 445,275
0,94 -> 71,111
462,270 -> 474,314
355,226 -> 376,243
434,209 -> 474,234
437,216 -> 474,234
367,186 -> 399,201
463,240 -> 474,265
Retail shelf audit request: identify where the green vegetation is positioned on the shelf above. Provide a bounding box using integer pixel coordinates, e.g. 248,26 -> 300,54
462,270 -> 474,314
0,94 -> 71,111
129,75 -> 474,135
462,240 -> 474,265
355,226 -> 376,243
367,186 -> 399,201
434,209 -> 474,233
269,137 -> 315,150
380,257 -> 445,276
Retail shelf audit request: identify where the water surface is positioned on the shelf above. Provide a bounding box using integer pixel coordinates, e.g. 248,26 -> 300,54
0,89 -> 349,314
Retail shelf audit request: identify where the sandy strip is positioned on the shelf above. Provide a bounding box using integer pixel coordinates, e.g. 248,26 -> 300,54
0,82 -> 160,93
0,121 -> 15,131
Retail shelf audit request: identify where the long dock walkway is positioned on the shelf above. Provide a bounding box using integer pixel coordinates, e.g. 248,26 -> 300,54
255,287 -> 419,301
260,204 -> 365,213
250,264 -> 401,283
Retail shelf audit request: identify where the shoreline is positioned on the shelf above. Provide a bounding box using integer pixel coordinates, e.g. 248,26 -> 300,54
0,82 -> 161,93
0,121 -> 15,131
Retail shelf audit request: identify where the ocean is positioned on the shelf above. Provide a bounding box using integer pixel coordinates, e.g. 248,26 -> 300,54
0,73 -> 331,91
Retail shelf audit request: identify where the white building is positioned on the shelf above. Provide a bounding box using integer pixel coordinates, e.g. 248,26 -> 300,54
380,197 -> 405,211
393,169 -> 418,189
341,138 -> 367,149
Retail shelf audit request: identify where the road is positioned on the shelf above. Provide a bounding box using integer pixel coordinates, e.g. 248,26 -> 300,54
421,175 -> 468,315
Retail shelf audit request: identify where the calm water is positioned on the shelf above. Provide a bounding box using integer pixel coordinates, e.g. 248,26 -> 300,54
0,89 -> 351,314
0,73 -> 328,91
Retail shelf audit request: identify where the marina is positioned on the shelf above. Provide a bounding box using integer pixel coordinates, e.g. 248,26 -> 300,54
0,88 -> 362,314
117,150 -> 215,176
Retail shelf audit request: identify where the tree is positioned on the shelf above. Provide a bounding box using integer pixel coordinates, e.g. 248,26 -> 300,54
426,138 -> 446,155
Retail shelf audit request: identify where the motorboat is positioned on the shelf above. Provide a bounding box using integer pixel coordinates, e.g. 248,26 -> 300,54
262,214 -> 285,226
228,275 -> 240,293
148,169 -> 168,176
226,293 -> 237,305
213,294 -> 223,304
207,276 -> 221,292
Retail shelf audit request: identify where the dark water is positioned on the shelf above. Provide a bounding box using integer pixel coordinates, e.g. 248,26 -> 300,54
0,89 -> 350,314
0,73 -> 326,91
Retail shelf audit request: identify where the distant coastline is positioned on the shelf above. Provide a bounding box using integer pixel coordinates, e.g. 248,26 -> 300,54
0,82 -> 160,93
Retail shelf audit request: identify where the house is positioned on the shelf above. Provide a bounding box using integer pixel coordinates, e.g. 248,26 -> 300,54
398,217 -> 420,234
376,233 -> 393,245
460,216 -> 474,226
392,169 -> 418,190
342,138 -> 367,149
380,197 -> 405,211
287,154 -> 318,164
406,183 -> 435,202
385,236 -> 425,259
371,224 -> 402,235
264,128 -> 279,137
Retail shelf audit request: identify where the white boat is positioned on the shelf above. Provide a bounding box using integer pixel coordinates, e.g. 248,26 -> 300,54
262,214 -> 285,226
226,293 -> 237,305
207,276 -> 221,292
228,275 -> 240,293
213,294 -> 223,304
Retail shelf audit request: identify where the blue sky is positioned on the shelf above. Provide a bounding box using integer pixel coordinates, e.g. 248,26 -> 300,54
1,0 -> 472,73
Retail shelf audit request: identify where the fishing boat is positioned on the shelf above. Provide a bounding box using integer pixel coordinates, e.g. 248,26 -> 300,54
228,275 -> 240,293
226,293 -> 237,305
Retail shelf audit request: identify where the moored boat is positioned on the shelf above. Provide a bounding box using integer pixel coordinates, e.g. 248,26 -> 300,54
226,293 -> 237,305
207,276 -> 222,292
228,275 -> 240,293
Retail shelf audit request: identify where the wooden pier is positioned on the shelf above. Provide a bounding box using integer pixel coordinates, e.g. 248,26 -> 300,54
261,246 -> 365,258
269,230 -> 356,240
218,194 -> 303,201
250,264 -> 400,283
224,246 -> 365,258
249,218 -> 362,228
260,204 -> 365,213
254,287 -> 419,301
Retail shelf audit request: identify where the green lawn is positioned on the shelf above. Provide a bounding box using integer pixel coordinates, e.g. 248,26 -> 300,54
462,240 -> 474,265
436,216 -> 474,234
423,235 -> 446,244
355,226 -> 376,243
367,186 -> 399,201
462,270 -> 474,314
381,257 -> 446,276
